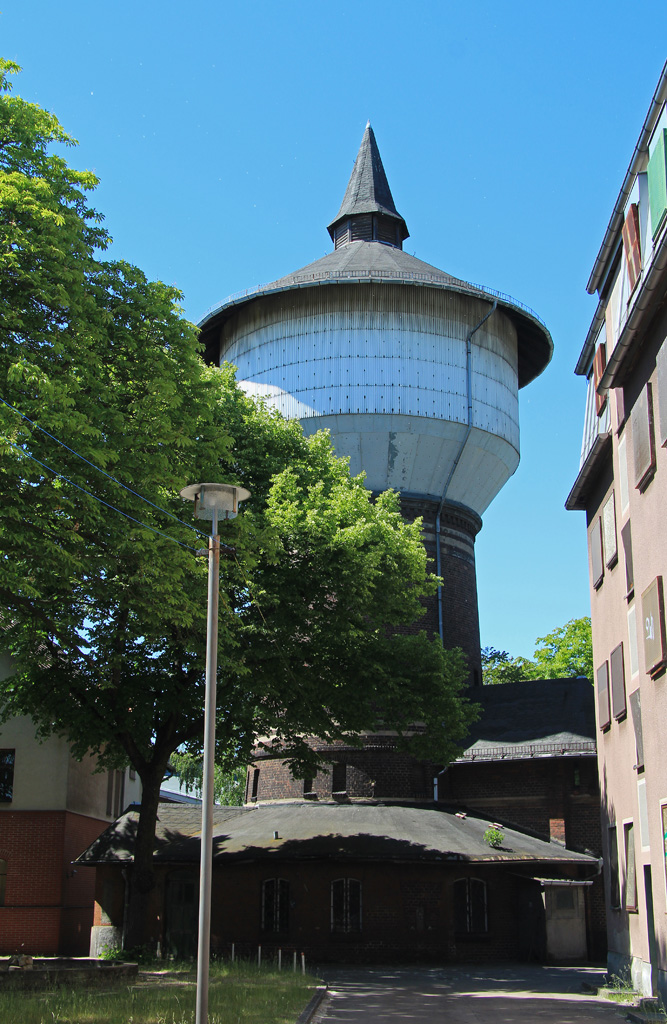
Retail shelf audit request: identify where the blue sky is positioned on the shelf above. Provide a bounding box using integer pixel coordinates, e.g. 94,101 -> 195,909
3,1 -> 666,658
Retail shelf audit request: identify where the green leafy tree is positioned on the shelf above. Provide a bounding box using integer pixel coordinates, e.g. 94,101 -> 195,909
169,751 -> 245,806
0,62 -> 475,946
530,616 -> 593,681
482,617 -> 593,684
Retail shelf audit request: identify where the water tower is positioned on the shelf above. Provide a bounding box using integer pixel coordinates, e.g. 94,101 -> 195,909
200,124 -> 552,686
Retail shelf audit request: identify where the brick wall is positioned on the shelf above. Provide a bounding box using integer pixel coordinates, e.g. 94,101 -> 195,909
0,810 -> 109,955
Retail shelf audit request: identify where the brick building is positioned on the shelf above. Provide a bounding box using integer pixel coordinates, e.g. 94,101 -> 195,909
566,62 -> 667,1000
0,654 -> 141,955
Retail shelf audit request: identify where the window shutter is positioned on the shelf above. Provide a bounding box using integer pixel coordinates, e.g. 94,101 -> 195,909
602,492 -> 617,567
278,879 -> 290,931
648,129 -> 667,239
347,879 -> 362,931
608,825 -> 620,907
469,879 -> 487,932
610,642 -> 626,719
593,344 -> 607,415
331,879 -> 345,932
629,688 -> 644,769
597,661 -> 611,730
622,203 -> 642,291
262,879 -> 276,931
621,521 -> 634,596
591,517 -> 604,589
641,576 -> 667,677
657,340 -> 667,448
624,823 -> 637,910
631,384 -> 656,490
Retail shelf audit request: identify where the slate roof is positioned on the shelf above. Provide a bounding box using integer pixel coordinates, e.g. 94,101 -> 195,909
77,801 -> 596,868
459,678 -> 596,762
326,122 -> 408,240
199,241 -> 553,389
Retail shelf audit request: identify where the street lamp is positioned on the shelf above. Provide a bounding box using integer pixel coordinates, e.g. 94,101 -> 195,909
179,482 -> 250,1024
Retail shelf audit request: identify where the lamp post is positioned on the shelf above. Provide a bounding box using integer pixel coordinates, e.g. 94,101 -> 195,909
180,482 -> 250,1024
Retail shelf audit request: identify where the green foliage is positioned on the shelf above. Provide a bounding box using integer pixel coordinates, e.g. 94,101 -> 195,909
169,751 -> 246,805
0,62 -> 475,941
483,827 -> 504,848
482,617 -> 593,684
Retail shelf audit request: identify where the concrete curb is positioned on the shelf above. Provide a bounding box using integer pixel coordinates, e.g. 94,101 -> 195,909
296,984 -> 328,1024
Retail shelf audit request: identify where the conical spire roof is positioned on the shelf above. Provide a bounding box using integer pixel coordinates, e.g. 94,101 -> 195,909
327,123 -> 409,244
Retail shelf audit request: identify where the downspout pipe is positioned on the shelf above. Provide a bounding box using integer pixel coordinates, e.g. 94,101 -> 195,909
435,300 -> 497,646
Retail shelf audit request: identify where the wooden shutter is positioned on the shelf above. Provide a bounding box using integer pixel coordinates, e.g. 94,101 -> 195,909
621,521 -> 634,596
641,576 -> 667,677
631,384 -> 656,490
597,661 -> 611,730
608,825 -> 620,907
622,203 -> 642,292
591,517 -> 604,589
593,344 -> 607,415
629,688 -> 644,769
648,129 -> 667,239
602,492 -> 617,567
610,642 -> 626,719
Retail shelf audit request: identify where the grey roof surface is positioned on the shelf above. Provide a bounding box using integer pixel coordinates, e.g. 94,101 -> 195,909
459,678 -> 596,761
327,122 -> 408,237
77,800 -> 596,868
199,240 -> 553,388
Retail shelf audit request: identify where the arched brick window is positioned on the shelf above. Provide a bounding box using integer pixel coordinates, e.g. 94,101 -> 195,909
261,878 -> 289,932
453,877 -> 487,933
331,878 -> 361,933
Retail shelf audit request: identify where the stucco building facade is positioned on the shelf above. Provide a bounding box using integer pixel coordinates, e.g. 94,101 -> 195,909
566,62 -> 667,1000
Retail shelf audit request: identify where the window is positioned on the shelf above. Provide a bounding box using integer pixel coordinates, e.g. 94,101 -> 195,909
618,434 -> 630,514
610,643 -> 627,720
632,384 -> 656,491
591,517 -> 604,589
622,203 -> 642,292
453,877 -> 488,934
303,777 -> 314,797
629,689 -> 644,770
250,768 -> 260,801
657,339 -> 667,447
628,605 -> 639,677
106,770 -> 125,818
648,127 -> 667,239
662,805 -> 667,891
0,860 -> 6,906
621,521 -> 634,597
261,878 -> 289,932
602,492 -> 618,568
641,576 -> 667,677
608,826 -> 620,908
331,878 -> 361,933
0,751 -> 14,803
597,661 -> 611,730
624,823 -> 637,911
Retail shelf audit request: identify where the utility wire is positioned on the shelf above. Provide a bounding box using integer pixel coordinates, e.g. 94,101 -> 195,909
2,437 -> 200,553
0,395 -> 208,539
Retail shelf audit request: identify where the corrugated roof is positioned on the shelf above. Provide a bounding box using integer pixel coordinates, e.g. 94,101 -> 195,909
77,801 -> 596,867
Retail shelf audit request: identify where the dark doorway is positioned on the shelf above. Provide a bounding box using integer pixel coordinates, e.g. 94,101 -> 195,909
165,870 -> 199,959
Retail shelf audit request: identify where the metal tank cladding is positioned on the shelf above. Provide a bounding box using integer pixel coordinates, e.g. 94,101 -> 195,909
216,280 -> 520,517
199,123 -> 552,682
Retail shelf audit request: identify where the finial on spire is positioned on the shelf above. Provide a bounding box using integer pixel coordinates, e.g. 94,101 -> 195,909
327,124 -> 409,249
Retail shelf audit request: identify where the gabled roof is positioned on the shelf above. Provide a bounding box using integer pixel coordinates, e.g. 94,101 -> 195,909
327,122 -> 408,241
77,800 -> 596,868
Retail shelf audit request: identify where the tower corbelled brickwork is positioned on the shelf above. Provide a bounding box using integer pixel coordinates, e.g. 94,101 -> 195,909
200,123 -> 552,692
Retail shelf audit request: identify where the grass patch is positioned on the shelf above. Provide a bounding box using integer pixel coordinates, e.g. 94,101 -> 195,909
0,960 -> 318,1024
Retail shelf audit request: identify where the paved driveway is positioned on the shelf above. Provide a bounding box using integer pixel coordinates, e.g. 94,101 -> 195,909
311,964 -> 628,1023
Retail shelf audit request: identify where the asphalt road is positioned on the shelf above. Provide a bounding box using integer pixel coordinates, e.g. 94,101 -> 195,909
311,964 -> 629,1023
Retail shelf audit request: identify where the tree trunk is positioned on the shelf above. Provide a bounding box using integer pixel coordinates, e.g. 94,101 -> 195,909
123,760 -> 169,950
